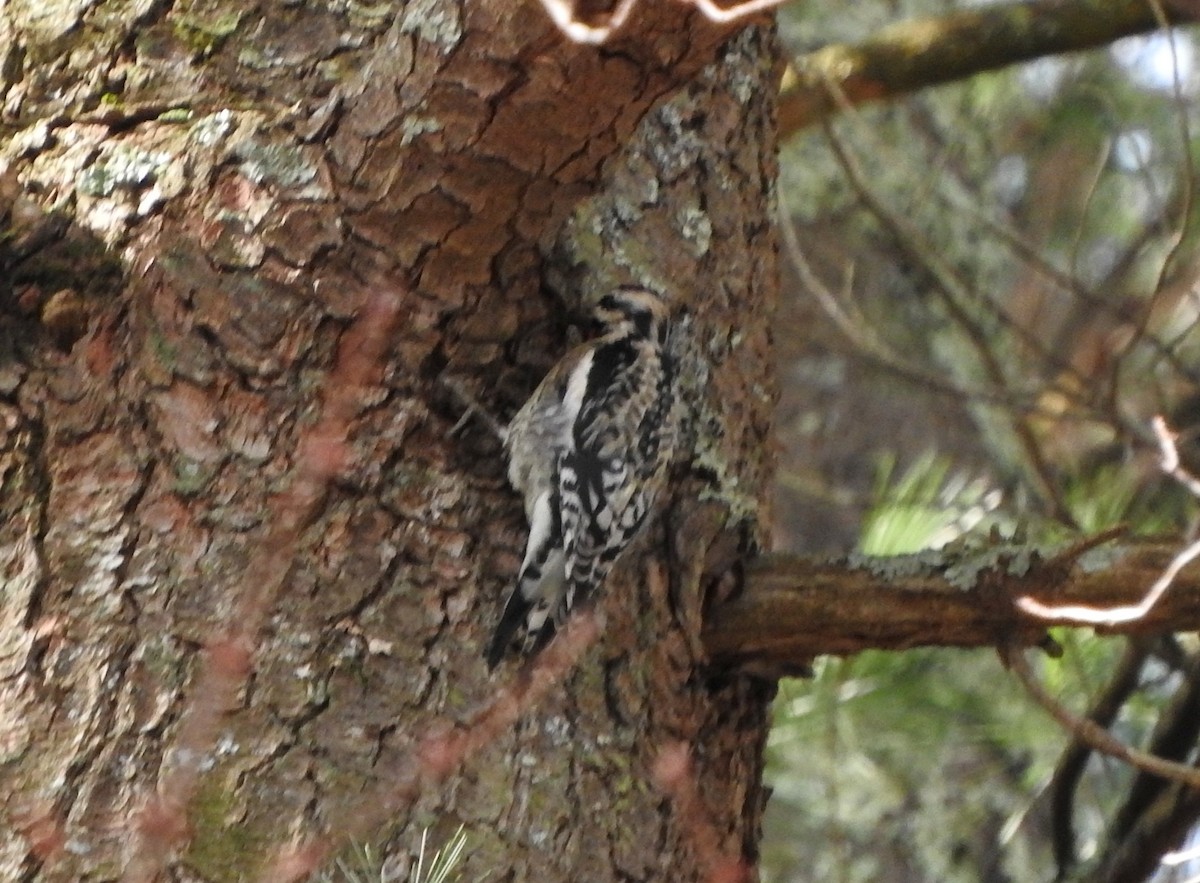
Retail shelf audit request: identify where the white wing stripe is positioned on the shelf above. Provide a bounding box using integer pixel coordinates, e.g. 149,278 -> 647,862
561,349 -> 594,425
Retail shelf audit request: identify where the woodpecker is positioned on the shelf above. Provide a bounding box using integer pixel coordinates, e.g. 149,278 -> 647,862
486,287 -> 676,667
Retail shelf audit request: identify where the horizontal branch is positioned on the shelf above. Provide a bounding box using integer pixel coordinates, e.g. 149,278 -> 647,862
780,0 -> 1200,138
703,541 -> 1200,668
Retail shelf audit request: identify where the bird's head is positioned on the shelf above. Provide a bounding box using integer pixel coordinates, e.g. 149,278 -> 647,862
593,287 -> 670,337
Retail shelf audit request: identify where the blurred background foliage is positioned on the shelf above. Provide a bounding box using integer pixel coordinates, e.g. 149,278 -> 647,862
765,2 -> 1200,880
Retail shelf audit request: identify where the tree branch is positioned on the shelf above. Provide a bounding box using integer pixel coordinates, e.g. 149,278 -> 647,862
1089,779 -> 1200,883
704,541 -> 1200,668
780,0 -> 1200,138
1045,638 -> 1153,876
1004,645 -> 1200,790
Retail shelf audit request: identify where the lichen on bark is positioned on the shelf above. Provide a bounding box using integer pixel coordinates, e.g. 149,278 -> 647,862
0,2 -> 782,880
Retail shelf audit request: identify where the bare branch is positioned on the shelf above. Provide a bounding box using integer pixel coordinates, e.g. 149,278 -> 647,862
1016,541 -> 1200,625
1147,0 -> 1197,316
1016,418 -> 1200,623
1107,656 -> 1200,854
536,0 -> 641,44
534,0 -> 785,44
779,0 -> 1200,137
1156,415 -> 1200,498
685,0 -> 787,25
823,122 -> 1079,527
1092,784 -> 1200,883
778,194 -> 1105,417
1004,646 -> 1200,790
1045,639 -> 1154,876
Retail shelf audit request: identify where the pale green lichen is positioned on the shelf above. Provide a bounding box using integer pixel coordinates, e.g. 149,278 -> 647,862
694,438 -> 759,525
943,544 -> 1036,591
191,109 -> 237,147
172,10 -> 242,57
345,0 -> 396,28
649,105 -> 704,179
137,633 -> 188,688
676,329 -> 761,525
398,0 -> 462,49
1077,544 -> 1127,574
157,107 -> 194,123
186,775 -> 272,881
844,549 -> 944,581
727,63 -> 760,104
675,204 -> 712,256
171,456 -> 216,495
400,115 -> 443,146
847,541 -> 1043,590
231,140 -> 317,189
147,330 -> 179,372
6,121 -> 53,157
236,46 -> 274,70
634,175 -> 659,205
608,195 -> 640,226
77,146 -> 171,197
720,29 -> 772,105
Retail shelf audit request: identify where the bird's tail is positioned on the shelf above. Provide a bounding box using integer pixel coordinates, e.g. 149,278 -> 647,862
486,491 -> 563,669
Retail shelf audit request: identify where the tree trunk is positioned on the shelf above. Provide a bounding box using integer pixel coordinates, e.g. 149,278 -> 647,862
0,3 -> 780,881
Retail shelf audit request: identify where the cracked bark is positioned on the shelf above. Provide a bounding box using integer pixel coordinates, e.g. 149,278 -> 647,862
3,3 -> 1200,881
0,3 -> 776,881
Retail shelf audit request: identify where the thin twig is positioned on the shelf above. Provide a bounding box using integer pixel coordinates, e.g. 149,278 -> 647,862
1017,417 -> 1200,623
823,120 -> 1079,527
1068,138 -> 1114,286
1004,645 -> 1200,790
1018,538 -> 1200,625
1155,415 -> 1200,497
779,199 -> 1059,412
1045,638 -> 1153,876
534,0 -> 787,44
536,0 -> 641,44
840,78 -> 1094,391
439,374 -> 509,442
945,190 -> 1200,387
685,0 -> 788,24
1146,0 -> 1195,318
1108,1 -> 1198,423
1107,653 -> 1200,850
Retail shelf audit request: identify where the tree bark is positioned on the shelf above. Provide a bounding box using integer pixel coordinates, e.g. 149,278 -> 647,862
0,2 -> 779,881
705,541 -> 1200,669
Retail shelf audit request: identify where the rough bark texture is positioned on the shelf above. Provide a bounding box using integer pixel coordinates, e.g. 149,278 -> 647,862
0,2 -> 779,881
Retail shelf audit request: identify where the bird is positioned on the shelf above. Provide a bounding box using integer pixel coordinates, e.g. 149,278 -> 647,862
486,286 -> 677,668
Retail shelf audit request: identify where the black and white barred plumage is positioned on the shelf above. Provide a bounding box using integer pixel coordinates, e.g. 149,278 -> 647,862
486,287 -> 676,668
